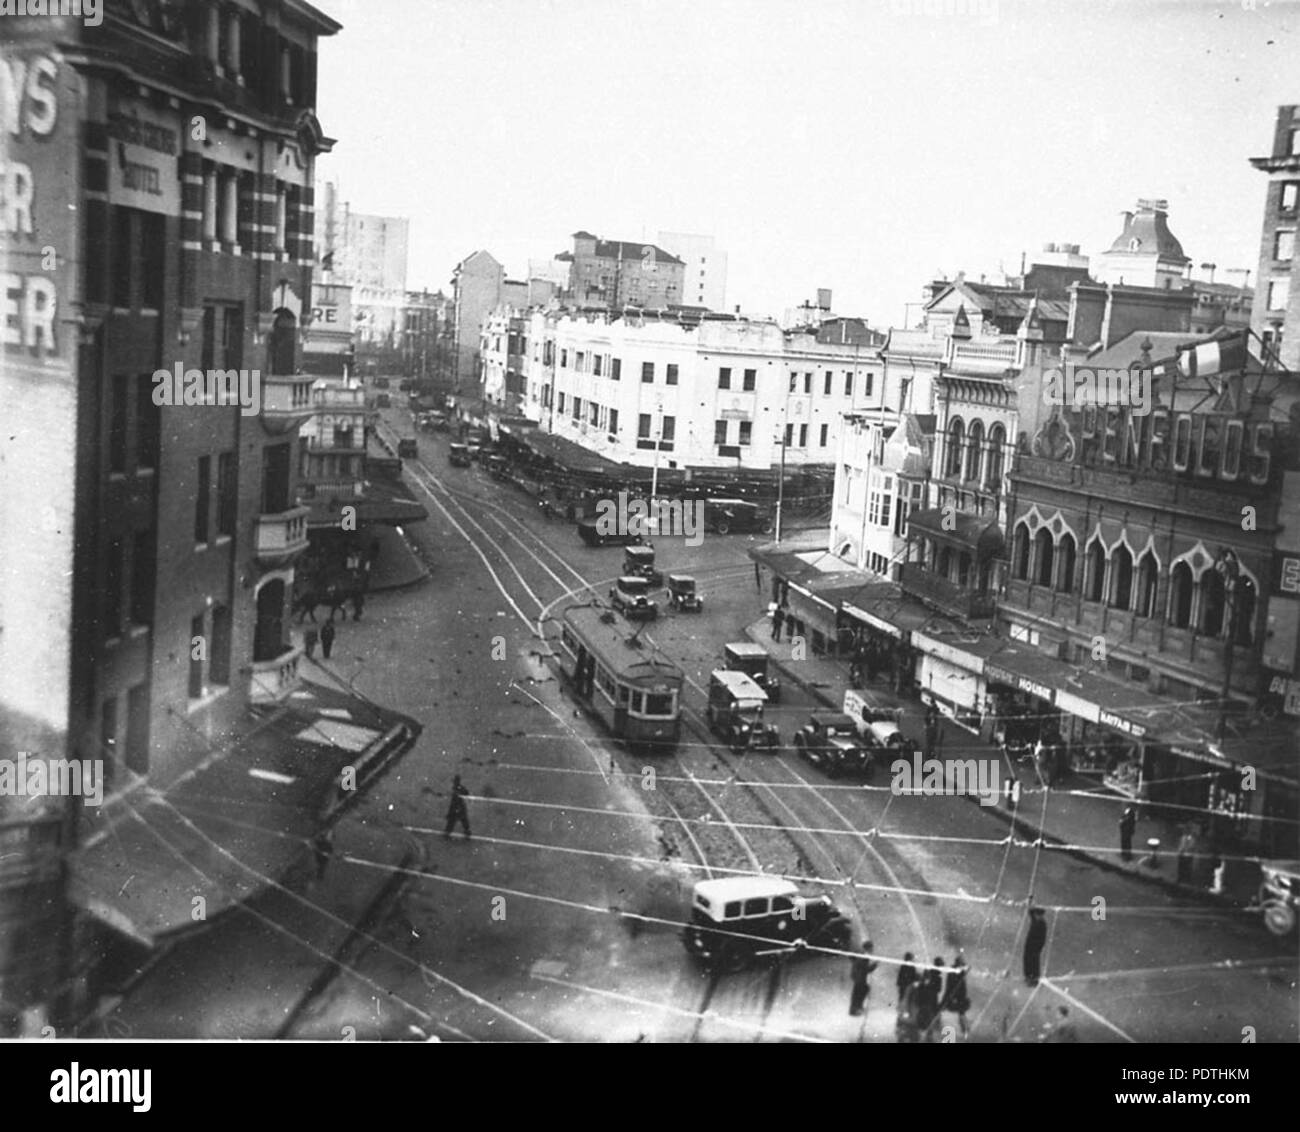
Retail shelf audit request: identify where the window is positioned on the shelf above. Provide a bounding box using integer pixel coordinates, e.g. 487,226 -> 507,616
611,357 -> 621,380
109,375 -> 128,473
129,529 -> 154,626
111,207 -> 132,307
965,421 -> 984,483
576,351 -> 585,372
824,371 -> 833,395
642,361 -> 654,383
1135,551 -> 1158,617
661,416 -> 676,444
638,413 -> 652,439
739,421 -> 752,446
742,897 -> 768,917
798,424 -> 807,447
845,373 -> 854,398
1235,577 -> 1257,646
557,392 -> 566,414
1012,523 -> 1030,580
572,396 -> 582,421
1276,230 -> 1295,262
210,604 -> 231,686
820,423 -> 829,447
1268,278 -> 1290,311
803,372 -> 812,394
718,366 -> 731,390
216,452 -> 236,538
784,423 -> 794,448
946,419 -> 965,478
136,375 -> 160,470
715,420 -> 728,445
666,363 -> 678,385
608,409 -> 619,434
560,348 -> 568,368
789,372 -> 797,393
1056,534 -> 1076,593
1282,182 -> 1300,213
189,613 -> 205,698
104,536 -> 124,640
1169,562 -> 1194,628
1084,540 -> 1106,603
740,368 -> 756,392
195,455 -> 211,543
1201,569 -> 1226,636
986,424 -> 1006,489
589,401 -> 600,425
594,354 -> 603,376
1034,530 -> 1054,587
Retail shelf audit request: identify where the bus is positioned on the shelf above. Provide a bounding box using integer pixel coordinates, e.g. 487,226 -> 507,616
556,605 -> 684,752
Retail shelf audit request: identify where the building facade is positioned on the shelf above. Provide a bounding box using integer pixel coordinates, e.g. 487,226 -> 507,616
559,231 -> 685,310
658,231 -> 728,311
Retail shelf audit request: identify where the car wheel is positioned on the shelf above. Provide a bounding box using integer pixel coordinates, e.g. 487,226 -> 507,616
1263,899 -> 1297,937
718,942 -> 749,974
760,519 -> 774,534
715,521 -> 731,535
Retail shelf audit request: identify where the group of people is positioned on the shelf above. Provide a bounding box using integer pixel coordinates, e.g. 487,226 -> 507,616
849,942 -> 972,1042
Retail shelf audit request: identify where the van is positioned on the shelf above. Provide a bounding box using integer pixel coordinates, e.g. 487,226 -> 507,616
397,438 -> 418,458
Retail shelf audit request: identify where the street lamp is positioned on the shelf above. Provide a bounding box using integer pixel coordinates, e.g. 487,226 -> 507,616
1215,547 -> 1240,746
649,399 -> 664,532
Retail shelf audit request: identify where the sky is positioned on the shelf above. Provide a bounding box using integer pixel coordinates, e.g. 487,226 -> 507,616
314,0 -> 1299,327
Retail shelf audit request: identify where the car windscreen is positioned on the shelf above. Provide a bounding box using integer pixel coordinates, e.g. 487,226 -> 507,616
643,691 -> 674,716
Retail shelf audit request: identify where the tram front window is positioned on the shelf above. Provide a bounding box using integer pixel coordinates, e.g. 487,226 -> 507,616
644,692 -> 675,717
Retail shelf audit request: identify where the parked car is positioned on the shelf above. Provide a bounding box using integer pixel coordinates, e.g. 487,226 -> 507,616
375,393 -> 391,408
578,519 -> 642,547
610,575 -> 658,620
373,377 -> 390,389
704,497 -> 774,535
484,454 -> 510,481
792,711 -> 873,778
682,876 -> 852,973
448,443 -> 472,468
1259,859 -> 1300,937
666,573 -> 703,612
707,670 -> 779,751
419,411 -> 448,432
842,689 -> 911,756
623,544 -> 663,587
396,437 -> 419,458
722,642 -> 780,703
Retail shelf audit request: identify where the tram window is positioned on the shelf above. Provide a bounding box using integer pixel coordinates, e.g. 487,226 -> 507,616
629,691 -> 644,713
772,895 -> 794,914
742,898 -> 769,917
616,684 -> 630,705
724,902 -> 742,918
645,692 -> 674,716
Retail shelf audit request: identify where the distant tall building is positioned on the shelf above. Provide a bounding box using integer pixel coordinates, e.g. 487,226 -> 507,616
451,250 -> 505,395
558,231 -> 685,310
1249,105 -> 1300,370
1092,199 -> 1190,290
658,231 -> 728,310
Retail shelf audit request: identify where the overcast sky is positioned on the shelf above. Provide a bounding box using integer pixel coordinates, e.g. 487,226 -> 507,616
315,0 -> 1297,326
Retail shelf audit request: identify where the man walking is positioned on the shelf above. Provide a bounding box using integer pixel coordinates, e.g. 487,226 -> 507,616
303,625 -> 319,660
896,951 -> 918,1011
848,940 -> 879,1016
351,589 -> 365,622
444,774 -> 472,840
942,953 -> 971,1039
771,603 -> 785,642
1119,806 -> 1137,862
1023,907 -> 1047,986
320,619 -> 336,660
916,956 -> 945,1042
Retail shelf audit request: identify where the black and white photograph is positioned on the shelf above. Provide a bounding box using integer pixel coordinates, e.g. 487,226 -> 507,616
1,0 -> 1298,1068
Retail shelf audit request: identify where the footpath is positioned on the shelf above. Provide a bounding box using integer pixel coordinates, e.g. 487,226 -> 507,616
742,616 -> 1265,908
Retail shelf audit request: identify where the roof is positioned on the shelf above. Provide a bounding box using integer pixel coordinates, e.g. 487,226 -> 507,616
693,876 -> 798,904
725,641 -> 768,658
584,238 -> 684,266
709,670 -> 767,699
1085,330 -> 1214,370
1106,203 -> 1187,260
907,508 -> 1004,560
561,605 -> 683,685
812,711 -> 857,729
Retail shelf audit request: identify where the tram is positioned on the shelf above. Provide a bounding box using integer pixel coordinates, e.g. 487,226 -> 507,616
556,605 -> 684,752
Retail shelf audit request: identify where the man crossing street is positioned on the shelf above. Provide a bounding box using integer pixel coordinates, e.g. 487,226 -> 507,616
848,941 -> 879,1016
443,774 -> 472,840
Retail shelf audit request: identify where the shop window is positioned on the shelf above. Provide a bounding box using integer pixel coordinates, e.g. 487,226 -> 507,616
1168,561 -> 1194,628
1034,529 -> 1054,587
1109,545 -> 1133,610
1084,539 -> 1106,603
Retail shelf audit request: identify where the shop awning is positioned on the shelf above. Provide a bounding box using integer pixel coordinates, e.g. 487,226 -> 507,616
518,430 -> 626,477
906,508 -> 1004,561
842,584 -> 963,641
911,629 -> 1006,673
982,643 -> 1079,705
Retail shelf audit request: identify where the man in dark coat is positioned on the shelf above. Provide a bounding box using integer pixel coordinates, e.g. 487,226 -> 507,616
896,951 -> 918,1010
942,953 -> 971,1039
848,941 -> 879,1016
320,619 -> 336,660
1119,806 -> 1137,862
916,956 -> 945,1041
443,774 -> 471,840
771,604 -> 785,641
1023,907 -> 1048,986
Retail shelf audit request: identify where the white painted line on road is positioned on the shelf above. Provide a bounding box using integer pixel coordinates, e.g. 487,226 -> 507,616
1040,977 -> 1138,1043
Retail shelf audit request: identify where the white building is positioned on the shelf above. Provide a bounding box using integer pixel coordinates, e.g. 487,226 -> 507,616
658,231 -> 728,310
501,309 -> 884,472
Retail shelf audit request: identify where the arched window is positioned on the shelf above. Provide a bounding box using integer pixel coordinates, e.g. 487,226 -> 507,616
1201,569 -> 1226,636
254,579 -> 286,662
1034,529 -> 1054,587
1168,562 -> 1194,629
1012,523 -> 1031,580
1109,544 -> 1133,610
1084,540 -> 1106,603
937,546 -> 953,579
965,421 -> 984,483
1056,534 -> 1076,594
1134,551 -> 1158,618
957,551 -> 972,587
946,419 -> 965,478
985,424 -> 1006,490
268,309 -> 297,376
1234,577 -> 1257,646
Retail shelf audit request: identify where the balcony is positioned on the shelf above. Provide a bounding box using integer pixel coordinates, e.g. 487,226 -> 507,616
299,478 -> 364,501
248,643 -> 302,706
254,505 -> 310,566
305,435 -> 362,452
313,385 -> 368,410
260,376 -> 316,434
900,563 -> 996,620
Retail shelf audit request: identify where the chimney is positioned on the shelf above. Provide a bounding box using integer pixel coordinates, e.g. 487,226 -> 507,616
816,288 -> 832,311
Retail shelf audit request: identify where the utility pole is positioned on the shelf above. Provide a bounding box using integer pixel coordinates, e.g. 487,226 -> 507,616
775,385 -> 789,544
650,399 -> 663,531
1216,548 -> 1240,746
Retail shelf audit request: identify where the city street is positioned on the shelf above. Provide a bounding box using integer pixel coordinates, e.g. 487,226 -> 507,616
97,417 -> 1299,1042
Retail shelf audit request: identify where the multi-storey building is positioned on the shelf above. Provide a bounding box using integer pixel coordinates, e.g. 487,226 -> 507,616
400,288 -> 453,388
0,1 -> 418,1035
558,231 -> 685,310
1249,105 -> 1300,370
1092,198 -> 1192,290
658,231 -> 727,310
451,249 -> 504,395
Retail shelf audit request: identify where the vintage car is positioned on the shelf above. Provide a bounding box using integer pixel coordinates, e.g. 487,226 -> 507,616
1259,859 -> 1300,937
483,454 -> 510,481
666,573 -> 703,612
707,670 -> 779,751
375,392 -> 391,408
703,497 -> 774,535
396,437 -> 419,458
448,442 -> 472,468
722,642 -> 780,703
623,544 -> 664,587
682,876 -> 852,973
577,519 -> 643,547
418,411 -> 449,432
792,711 -> 873,778
842,689 -> 911,755
610,575 -> 658,620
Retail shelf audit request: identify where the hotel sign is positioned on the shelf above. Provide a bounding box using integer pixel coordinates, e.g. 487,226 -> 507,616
106,101 -> 180,215
984,663 -> 1054,704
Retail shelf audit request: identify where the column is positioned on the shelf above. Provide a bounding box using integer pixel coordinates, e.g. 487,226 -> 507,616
206,6 -> 221,67
202,168 -> 218,242
221,171 -> 238,246
226,10 -> 242,78
275,186 -> 287,254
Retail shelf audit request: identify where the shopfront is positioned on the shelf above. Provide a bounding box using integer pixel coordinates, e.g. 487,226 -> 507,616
983,659 -> 1060,753
913,632 -> 987,732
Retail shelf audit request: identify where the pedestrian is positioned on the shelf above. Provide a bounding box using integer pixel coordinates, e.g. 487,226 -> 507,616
778,602 -> 790,641
1023,906 -> 1047,986
443,774 -> 472,840
895,979 -> 921,1043
771,603 -> 785,642
755,561 -> 763,591
848,941 -> 879,1016
1119,805 -> 1137,862
311,828 -> 334,881
1177,828 -> 1195,884
942,953 -> 971,1039
896,951 -> 918,1010
320,619 -> 336,660
351,589 -> 365,622
303,625 -> 319,660
916,956 -> 945,1042
1032,735 -> 1050,789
